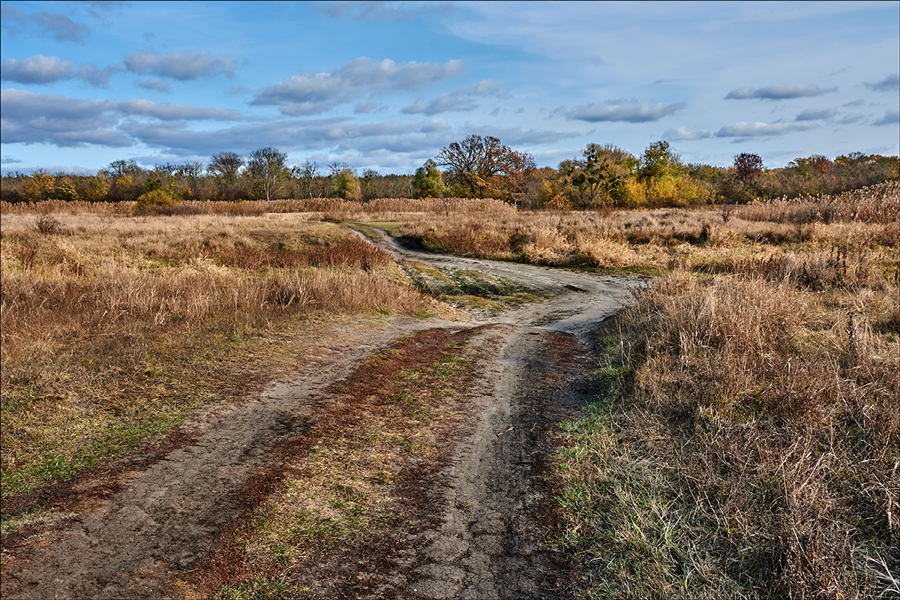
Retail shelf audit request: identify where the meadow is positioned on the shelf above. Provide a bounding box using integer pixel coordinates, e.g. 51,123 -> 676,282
2,183 -> 898,597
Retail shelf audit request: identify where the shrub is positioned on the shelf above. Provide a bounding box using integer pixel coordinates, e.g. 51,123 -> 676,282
134,189 -> 179,214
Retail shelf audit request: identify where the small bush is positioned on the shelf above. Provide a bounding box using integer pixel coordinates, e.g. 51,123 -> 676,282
134,189 -> 179,215
35,214 -> 65,235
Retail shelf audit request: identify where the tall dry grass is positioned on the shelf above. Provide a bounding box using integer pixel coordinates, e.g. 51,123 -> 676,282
738,181 -> 900,225
551,184 -> 899,598
0,196 -> 514,219
391,183 -> 899,278
556,271 -> 898,598
1,212 -> 439,504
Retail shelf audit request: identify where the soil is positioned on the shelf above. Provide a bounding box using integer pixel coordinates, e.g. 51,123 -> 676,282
0,228 -> 646,599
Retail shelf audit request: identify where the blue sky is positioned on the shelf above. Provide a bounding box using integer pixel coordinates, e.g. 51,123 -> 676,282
1,1 -> 898,175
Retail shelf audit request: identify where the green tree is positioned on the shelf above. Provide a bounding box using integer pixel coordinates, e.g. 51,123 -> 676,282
246,147 -> 288,200
639,140 -> 676,182
55,177 -> 79,201
361,168 -> 380,201
411,159 -> 446,198
560,144 -> 635,209
330,168 -> 361,200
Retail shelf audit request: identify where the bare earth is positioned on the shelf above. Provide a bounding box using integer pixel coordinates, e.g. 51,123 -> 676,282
1,230 -> 645,599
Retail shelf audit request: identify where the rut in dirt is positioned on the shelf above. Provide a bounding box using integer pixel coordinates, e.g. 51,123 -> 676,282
406,324 -> 599,600
0,229 -> 645,599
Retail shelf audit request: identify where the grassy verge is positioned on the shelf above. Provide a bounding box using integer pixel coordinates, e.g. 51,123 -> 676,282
180,327 -> 493,599
0,212 -> 444,524
554,267 -> 898,594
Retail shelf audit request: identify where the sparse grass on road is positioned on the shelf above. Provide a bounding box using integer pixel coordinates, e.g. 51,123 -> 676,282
186,327 -> 492,599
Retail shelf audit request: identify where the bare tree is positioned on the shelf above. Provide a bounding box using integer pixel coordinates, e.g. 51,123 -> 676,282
208,152 -> 244,186
246,147 -> 288,201
292,160 -> 319,198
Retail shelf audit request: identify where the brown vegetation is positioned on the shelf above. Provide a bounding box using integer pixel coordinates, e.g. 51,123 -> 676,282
0,212 -> 441,508
549,184 -> 899,598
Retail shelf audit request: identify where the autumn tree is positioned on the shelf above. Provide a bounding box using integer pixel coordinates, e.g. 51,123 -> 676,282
638,140 -> 676,182
246,147 -> 288,201
499,149 -> 537,205
105,159 -> 144,201
22,170 -> 55,202
437,134 -> 533,198
635,141 -> 710,206
734,152 -> 764,183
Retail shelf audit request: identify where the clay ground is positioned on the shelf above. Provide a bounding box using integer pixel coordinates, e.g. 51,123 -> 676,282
1,230 -> 645,599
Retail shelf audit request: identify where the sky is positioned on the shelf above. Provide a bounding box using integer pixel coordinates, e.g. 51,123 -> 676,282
1,1 -> 898,176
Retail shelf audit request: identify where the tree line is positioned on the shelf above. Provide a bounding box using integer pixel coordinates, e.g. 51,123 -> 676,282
2,136 -> 897,208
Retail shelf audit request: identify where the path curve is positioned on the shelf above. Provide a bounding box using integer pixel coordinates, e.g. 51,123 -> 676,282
1,228 -> 646,599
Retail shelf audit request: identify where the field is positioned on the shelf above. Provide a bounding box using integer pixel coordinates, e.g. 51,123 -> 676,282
1,183 -> 898,598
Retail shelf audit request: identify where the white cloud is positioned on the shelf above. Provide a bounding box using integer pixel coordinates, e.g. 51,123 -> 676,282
715,121 -> 817,138
794,108 -> 838,121
252,57 -> 465,115
564,101 -> 684,123
134,78 -> 172,93
339,57 -> 464,89
0,89 -> 246,148
1,55 -> 118,87
864,72 -> 900,92
725,85 -> 834,100
663,126 -> 711,140
873,111 -> 899,126
0,5 -> 90,42
353,100 -> 384,114
124,51 -> 236,81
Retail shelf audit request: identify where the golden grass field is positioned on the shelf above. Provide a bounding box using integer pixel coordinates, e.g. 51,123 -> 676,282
2,182 -> 898,597
0,211 -> 445,508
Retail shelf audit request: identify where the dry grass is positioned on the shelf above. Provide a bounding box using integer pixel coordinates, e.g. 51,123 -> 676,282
2,185 -> 897,596
0,211 -> 442,506
550,184 -> 899,598
0,196 -> 514,220
738,181 -> 900,225
392,183 -> 899,277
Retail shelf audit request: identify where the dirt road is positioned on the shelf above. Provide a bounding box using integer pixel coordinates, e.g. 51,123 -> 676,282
1,229 -> 645,599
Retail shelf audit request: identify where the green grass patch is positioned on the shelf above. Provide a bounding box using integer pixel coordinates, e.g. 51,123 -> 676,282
401,261 -> 541,313
359,221 -> 402,235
